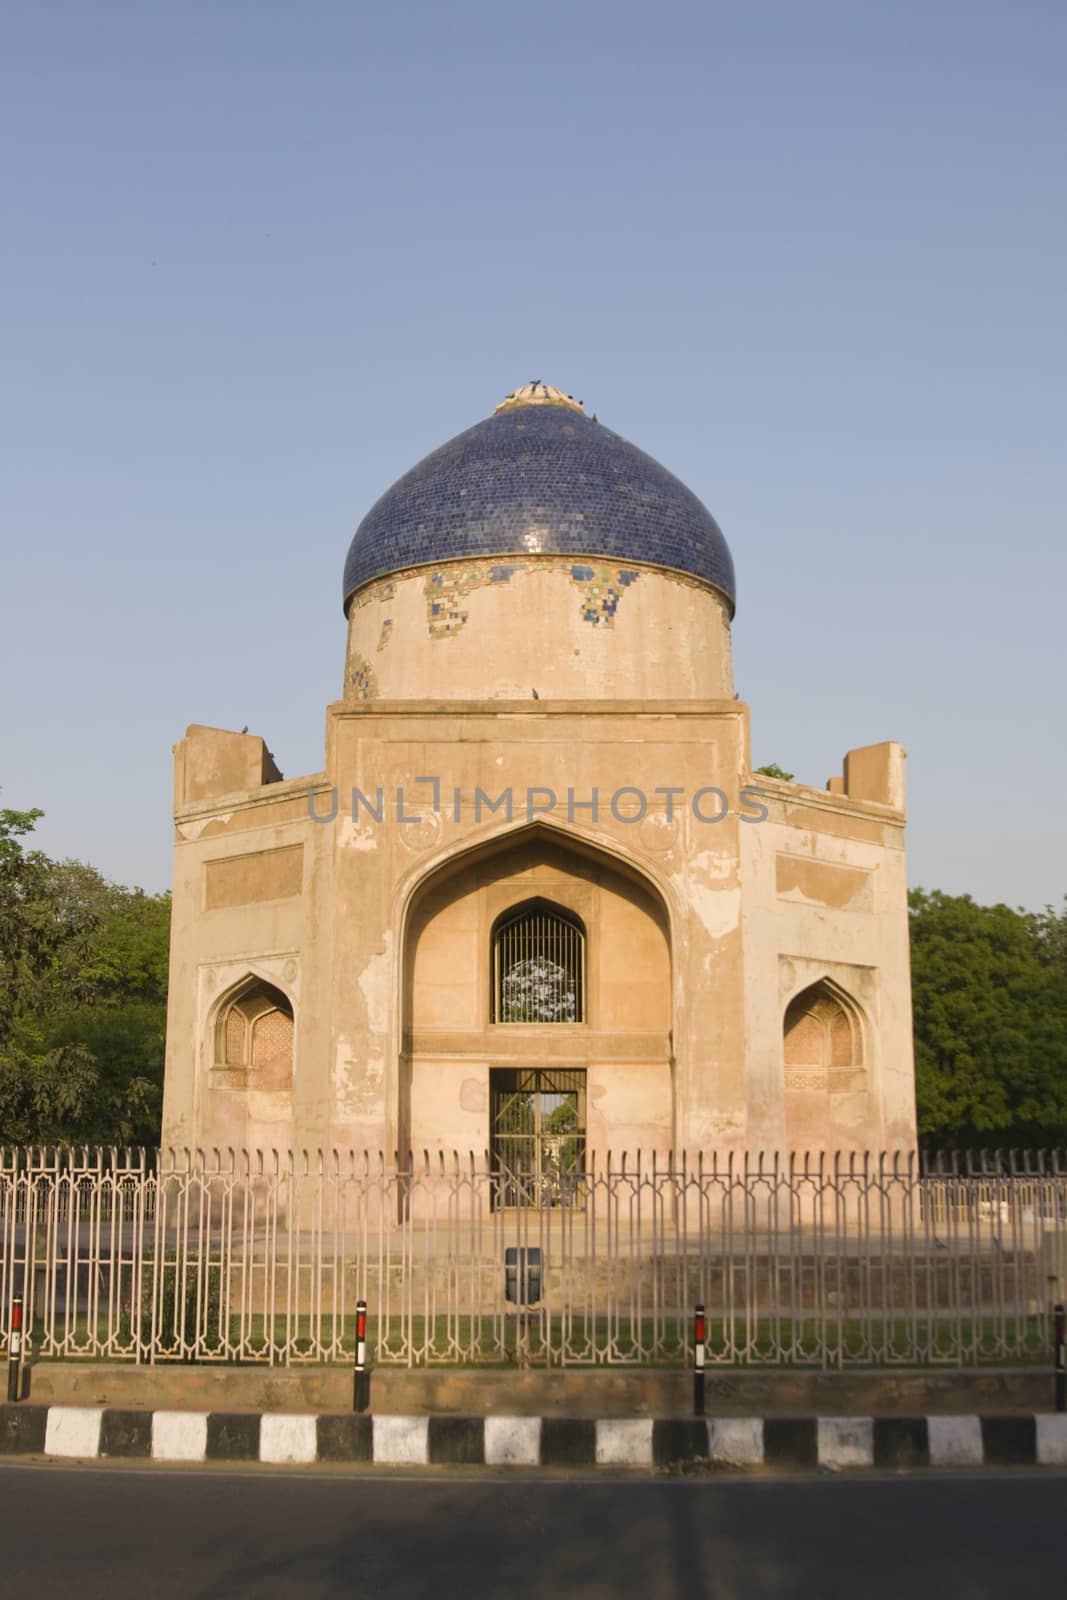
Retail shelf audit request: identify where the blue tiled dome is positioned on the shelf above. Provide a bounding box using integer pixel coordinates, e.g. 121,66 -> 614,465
342,389 -> 736,612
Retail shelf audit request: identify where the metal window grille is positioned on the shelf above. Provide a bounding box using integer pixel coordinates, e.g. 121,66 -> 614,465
493,905 -> 584,1023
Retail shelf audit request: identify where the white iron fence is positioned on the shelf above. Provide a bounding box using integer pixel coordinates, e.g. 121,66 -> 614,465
1,1147 -> 1065,1369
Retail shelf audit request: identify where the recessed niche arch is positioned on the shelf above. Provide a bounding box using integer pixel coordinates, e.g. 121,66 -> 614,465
783,977 -> 865,1074
213,975 -> 294,1091
783,976 -> 871,1146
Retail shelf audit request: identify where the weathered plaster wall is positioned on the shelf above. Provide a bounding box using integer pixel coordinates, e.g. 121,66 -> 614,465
323,699 -> 750,1157
739,752 -> 915,1153
161,731 -> 336,1154
163,713 -> 916,1161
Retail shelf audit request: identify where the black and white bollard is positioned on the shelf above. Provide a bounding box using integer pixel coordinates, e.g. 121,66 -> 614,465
693,1303 -> 706,1417
1055,1302 -> 1065,1414
7,1294 -> 23,1403
353,1299 -> 370,1413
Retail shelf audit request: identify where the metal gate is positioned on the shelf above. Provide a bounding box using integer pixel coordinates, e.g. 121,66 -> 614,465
489,1067 -> 586,1208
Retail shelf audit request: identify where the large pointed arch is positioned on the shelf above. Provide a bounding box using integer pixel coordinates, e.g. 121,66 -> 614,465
395,817 -> 677,959
394,819 -> 675,1168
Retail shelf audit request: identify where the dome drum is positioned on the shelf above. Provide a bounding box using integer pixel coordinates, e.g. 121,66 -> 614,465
344,551 -> 735,702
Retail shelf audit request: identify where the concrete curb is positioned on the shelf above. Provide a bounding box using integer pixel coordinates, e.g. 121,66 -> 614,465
4,1405 -> 1067,1470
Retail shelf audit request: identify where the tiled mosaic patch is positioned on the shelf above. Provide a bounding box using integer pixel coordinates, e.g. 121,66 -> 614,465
346,655 -> 378,699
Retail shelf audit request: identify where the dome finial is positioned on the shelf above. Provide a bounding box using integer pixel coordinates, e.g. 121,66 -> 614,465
495,381 -> 585,416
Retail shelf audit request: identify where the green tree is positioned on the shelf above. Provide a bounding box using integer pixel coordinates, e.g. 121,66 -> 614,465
753,763 -> 795,782
0,807 -> 71,1039
0,807 -> 100,1141
0,809 -> 170,1147
909,889 -> 1067,1145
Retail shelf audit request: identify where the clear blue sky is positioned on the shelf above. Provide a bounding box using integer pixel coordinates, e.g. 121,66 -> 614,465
2,1 -> 1064,909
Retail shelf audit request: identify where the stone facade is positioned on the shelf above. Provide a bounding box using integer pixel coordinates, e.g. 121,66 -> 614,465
161,385 -> 916,1158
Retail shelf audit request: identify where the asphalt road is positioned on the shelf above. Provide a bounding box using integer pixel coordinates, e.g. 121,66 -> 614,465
0,1462 -> 1061,1600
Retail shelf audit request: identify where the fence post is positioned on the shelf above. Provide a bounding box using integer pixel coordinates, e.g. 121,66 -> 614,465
353,1299 -> 370,1413
6,1294 -> 23,1403
693,1303 -> 705,1417
1055,1303 -> 1065,1414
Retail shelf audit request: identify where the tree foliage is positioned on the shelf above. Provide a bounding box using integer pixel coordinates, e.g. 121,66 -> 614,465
0,809 -> 170,1147
910,888 -> 1067,1146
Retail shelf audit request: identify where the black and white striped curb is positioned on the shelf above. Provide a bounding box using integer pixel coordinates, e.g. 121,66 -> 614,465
3,1406 -> 1067,1469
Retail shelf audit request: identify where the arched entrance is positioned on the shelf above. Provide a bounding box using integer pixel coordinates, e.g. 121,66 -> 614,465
401,827 -> 673,1177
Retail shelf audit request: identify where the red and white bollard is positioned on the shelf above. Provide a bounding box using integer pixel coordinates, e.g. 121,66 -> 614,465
7,1294 -> 23,1403
353,1299 -> 370,1413
693,1302 -> 706,1417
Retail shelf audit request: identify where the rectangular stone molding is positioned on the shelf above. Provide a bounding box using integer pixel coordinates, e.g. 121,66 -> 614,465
817,1417 -> 874,1469
373,1415 -> 429,1465
152,1410 -> 208,1462
44,1406 -> 103,1459
260,1413 -> 319,1465
775,855 -> 873,912
707,1417 -> 763,1466
203,845 -> 304,910
927,1415 -> 983,1467
484,1415 -> 541,1466
595,1418 -> 653,1466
